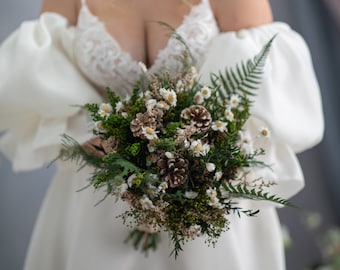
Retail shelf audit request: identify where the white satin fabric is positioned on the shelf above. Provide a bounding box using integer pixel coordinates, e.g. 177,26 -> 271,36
0,13 -> 324,270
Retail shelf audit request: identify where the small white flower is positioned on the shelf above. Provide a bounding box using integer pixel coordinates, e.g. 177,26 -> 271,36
158,182 -> 168,193
206,187 -> 218,198
121,112 -> 128,119
115,101 -> 124,113
229,94 -> 241,108
224,108 -> 234,122
191,66 -> 198,78
165,152 -> 175,159
176,80 -> 185,93
238,130 -> 254,154
190,139 -> 210,157
184,191 -> 198,199
201,86 -> 211,99
205,162 -> 216,172
212,120 -> 228,132
138,61 -> 148,73
156,101 -> 170,110
127,173 -> 137,187
94,121 -> 105,132
147,139 -> 158,153
142,127 -> 159,141
140,196 -> 155,210
145,99 -> 157,112
98,103 -> 113,118
159,88 -> 177,106
214,171 -> 223,181
194,92 -> 204,104
258,126 -> 271,138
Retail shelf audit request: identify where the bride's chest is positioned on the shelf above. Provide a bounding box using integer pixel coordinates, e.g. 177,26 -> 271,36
74,0 -> 219,97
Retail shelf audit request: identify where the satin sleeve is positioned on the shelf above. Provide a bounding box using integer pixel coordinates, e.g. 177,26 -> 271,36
0,13 -> 102,171
199,22 -> 324,201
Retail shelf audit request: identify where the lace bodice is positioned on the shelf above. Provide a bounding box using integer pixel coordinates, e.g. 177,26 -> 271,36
75,0 -> 219,97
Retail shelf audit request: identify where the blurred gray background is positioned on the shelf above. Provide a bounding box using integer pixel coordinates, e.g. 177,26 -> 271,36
0,0 -> 339,269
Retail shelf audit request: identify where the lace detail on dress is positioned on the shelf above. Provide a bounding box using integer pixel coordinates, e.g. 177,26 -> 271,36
75,0 -> 218,97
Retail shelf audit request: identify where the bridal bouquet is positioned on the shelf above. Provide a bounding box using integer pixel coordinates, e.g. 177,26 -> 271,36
59,35 -> 291,257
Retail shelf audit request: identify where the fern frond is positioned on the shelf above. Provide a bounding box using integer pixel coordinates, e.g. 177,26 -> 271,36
224,182 -> 294,207
214,35 -> 276,97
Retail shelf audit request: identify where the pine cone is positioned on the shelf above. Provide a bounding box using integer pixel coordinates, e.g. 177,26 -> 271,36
130,112 -> 157,139
157,153 -> 188,188
181,105 -> 212,133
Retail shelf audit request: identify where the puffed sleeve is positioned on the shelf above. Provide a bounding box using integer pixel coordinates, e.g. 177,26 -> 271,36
199,22 -> 324,200
0,13 -> 102,171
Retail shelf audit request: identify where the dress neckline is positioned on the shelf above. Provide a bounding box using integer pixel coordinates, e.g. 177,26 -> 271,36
78,0 -> 212,70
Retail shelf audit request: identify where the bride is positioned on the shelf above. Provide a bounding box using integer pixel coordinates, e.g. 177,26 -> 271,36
0,0 -> 324,269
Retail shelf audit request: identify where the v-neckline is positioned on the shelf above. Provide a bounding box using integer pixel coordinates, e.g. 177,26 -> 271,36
78,0 -> 207,70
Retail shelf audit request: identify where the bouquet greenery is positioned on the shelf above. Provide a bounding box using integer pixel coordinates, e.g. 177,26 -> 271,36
58,34 -> 291,257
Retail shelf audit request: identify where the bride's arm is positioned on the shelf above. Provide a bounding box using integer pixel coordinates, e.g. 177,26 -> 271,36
210,0 -> 273,31
41,0 -> 79,25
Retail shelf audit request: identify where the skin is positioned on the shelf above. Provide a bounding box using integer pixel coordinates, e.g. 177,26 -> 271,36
40,0 -> 273,151
41,0 -> 273,67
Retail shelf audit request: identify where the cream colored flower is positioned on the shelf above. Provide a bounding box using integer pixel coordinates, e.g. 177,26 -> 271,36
118,183 -> 128,195
98,103 -> 113,118
194,92 -> 204,104
212,120 -> 228,132
229,94 -> 241,108
214,171 -> 223,181
190,139 -> 210,157
158,182 -> 168,193
224,108 -> 234,122
176,80 -> 185,93
201,86 -> 211,99
205,162 -> 216,172
156,100 -> 170,110
160,88 -> 177,106
238,130 -> 254,154
94,121 -> 105,132
145,99 -> 157,112
258,126 -> 271,138
115,101 -> 124,113
184,191 -> 198,199
147,139 -> 158,153
127,173 -> 137,187
142,127 -> 158,141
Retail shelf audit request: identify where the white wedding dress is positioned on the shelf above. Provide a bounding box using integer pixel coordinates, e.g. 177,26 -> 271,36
0,0 -> 324,269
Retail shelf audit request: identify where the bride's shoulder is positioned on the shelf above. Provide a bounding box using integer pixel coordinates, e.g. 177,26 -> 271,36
209,0 -> 273,32
41,0 -> 80,26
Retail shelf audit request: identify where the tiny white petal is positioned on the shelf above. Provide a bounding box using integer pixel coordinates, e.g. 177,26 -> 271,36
206,162 -> 216,172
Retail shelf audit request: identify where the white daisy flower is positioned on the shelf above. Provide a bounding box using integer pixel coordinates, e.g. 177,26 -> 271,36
214,171 -> 223,181
212,120 -> 228,132
159,88 -> 177,107
140,196 -> 155,210
142,127 -> 158,141
184,191 -> 198,199
224,108 -> 234,122
206,187 -> 218,198
258,126 -> 271,138
147,139 -> 158,153
94,121 -> 105,132
194,92 -> 204,104
205,162 -> 216,172
115,101 -> 124,113
156,100 -> 170,110
127,173 -> 137,187
145,99 -> 157,112
201,86 -> 211,99
190,139 -> 210,157
98,103 -> 113,118
238,130 -> 254,154
176,80 -> 185,93
158,182 -> 168,193
229,94 -> 241,108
